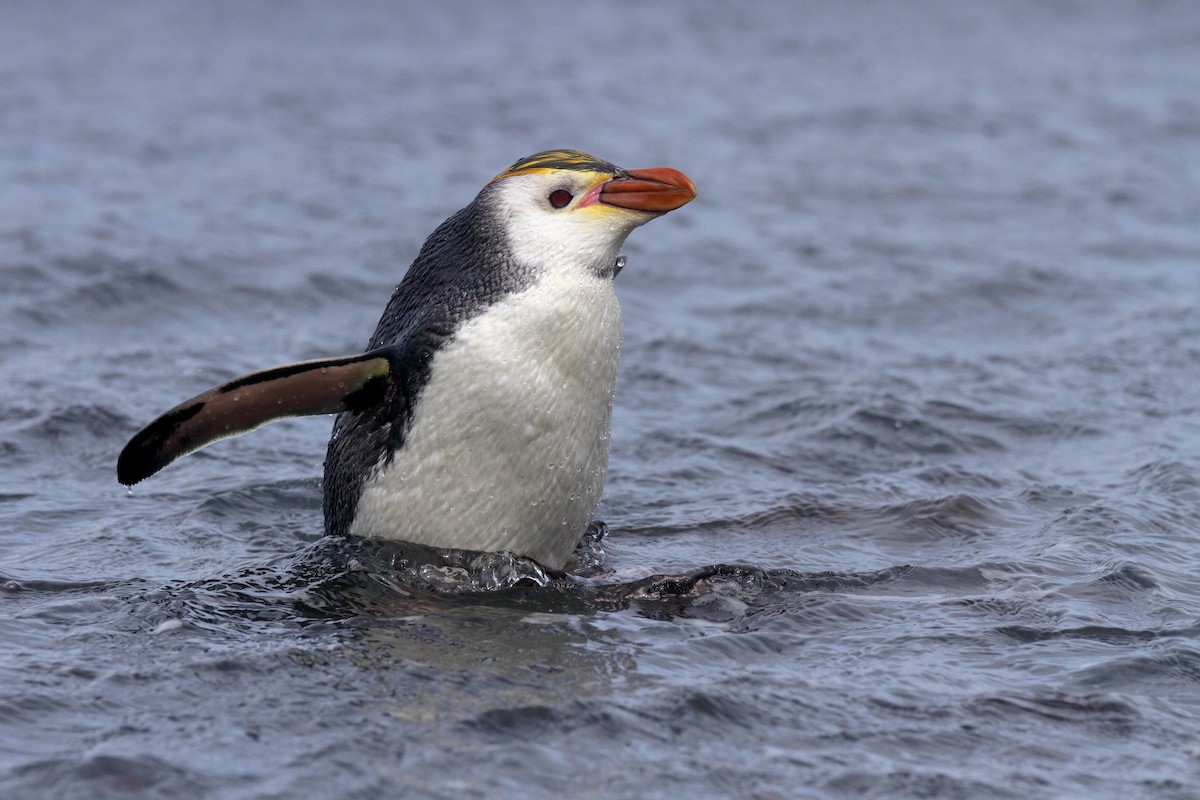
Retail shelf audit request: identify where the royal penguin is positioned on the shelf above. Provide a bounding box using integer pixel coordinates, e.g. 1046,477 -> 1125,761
117,150 -> 696,570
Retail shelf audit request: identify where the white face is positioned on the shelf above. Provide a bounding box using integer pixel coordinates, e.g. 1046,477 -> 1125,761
488,171 -> 656,278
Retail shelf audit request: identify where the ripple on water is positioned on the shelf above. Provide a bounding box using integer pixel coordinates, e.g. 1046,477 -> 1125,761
1127,459 -> 1200,499
6,755 -> 216,800
13,405 -> 129,444
969,691 -> 1141,732
868,493 -> 1019,545
10,257 -> 189,328
1067,646 -> 1200,692
993,623 -> 1198,647
121,532 -> 934,642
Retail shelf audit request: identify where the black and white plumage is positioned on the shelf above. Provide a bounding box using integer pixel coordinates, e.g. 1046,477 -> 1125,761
118,150 -> 696,569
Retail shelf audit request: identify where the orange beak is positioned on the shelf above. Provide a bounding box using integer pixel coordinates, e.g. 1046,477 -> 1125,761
598,167 -> 697,213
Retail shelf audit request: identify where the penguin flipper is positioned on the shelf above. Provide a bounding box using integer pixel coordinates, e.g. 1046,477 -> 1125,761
117,351 -> 392,486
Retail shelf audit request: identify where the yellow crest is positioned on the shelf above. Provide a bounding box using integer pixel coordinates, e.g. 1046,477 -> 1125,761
490,150 -> 619,183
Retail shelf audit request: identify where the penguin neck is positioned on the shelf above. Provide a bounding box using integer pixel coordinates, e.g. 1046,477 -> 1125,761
368,202 -> 533,350
507,221 -> 629,281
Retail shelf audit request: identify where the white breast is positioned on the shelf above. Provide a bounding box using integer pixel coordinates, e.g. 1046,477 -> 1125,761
347,265 -> 622,570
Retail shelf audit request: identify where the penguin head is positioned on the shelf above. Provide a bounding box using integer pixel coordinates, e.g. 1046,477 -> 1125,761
482,149 -> 696,276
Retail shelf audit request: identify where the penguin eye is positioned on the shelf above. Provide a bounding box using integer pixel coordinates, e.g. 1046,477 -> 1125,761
548,189 -> 573,209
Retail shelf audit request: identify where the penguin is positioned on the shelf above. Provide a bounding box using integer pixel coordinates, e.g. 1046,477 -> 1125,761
117,150 -> 696,571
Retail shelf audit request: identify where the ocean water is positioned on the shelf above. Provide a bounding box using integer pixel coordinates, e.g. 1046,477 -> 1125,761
2,2 -> 1199,798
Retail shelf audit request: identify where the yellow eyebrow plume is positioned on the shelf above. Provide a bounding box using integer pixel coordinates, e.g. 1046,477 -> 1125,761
490,149 -> 620,183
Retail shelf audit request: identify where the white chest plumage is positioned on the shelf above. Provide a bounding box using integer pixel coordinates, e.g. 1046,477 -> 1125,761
347,265 -> 622,570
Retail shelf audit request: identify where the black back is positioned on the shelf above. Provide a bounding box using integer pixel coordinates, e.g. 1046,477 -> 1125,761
321,185 -> 538,536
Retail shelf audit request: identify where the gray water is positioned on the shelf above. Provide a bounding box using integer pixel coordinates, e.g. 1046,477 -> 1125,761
2,2 -> 1199,798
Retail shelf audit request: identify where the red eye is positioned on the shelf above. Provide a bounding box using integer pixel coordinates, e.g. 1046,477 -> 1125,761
548,189 -> 573,209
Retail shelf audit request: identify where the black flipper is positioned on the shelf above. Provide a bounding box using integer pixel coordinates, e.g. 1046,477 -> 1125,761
117,351 -> 392,486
